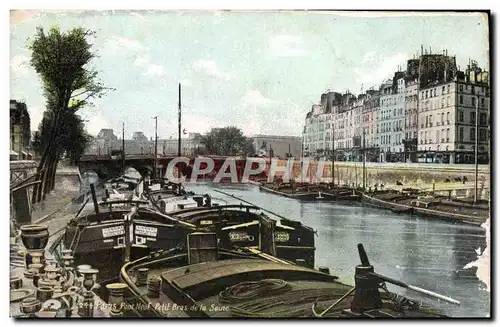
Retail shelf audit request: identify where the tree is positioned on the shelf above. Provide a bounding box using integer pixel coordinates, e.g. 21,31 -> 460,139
32,110 -> 92,192
28,26 -> 112,202
200,127 -> 255,156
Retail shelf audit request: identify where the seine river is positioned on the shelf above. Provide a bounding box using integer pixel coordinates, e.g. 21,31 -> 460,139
81,171 -> 489,317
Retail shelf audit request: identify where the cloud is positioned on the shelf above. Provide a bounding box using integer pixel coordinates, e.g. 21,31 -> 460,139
86,113 -> 110,136
240,90 -> 276,107
193,60 -> 230,80
355,52 -> 408,87
104,36 -> 146,55
180,79 -> 192,87
10,55 -> 30,76
28,104 -> 45,131
133,54 -> 165,77
10,10 -> 39,26
240,120 -> 262,136
134,55 -> 150,66
268,35 -> 310,58
237,93 -> 304,136
144,64 -> 165,76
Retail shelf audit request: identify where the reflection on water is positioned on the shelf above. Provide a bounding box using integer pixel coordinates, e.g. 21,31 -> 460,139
185,183 -> 489,318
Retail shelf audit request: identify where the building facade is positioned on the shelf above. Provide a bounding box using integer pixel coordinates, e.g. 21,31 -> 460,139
10,100 -> 32,160
417,61 -> 489,164
362,89 -> 380,162
390,73 -> 406,161
302,50 -> 490,165
87,129 -> 204,156
378,81 -> 394,162
404,78 -> 419,162
251,134 -> 302,159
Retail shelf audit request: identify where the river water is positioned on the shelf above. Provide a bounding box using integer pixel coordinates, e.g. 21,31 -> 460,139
80,171 -> 489,317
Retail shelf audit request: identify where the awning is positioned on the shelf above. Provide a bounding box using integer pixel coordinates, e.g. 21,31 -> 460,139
10,150 -> 18,156
21,151 -> 28,156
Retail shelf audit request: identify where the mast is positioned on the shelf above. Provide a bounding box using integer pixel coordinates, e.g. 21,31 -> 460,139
362,122 -> 366,190
153,116 -> 158,179
178,83 -> 182,158
122,122 -> 125,175
177,83 -> 182,193
474,94 -> 479,204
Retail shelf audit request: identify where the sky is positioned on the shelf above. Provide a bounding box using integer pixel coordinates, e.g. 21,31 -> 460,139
10,10 -> 489,139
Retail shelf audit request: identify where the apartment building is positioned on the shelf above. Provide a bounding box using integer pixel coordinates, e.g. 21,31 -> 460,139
302,50 -> 490,165
417,61 -> 489,164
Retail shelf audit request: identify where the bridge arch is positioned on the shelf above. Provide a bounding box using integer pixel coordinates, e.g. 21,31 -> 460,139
124,166 -> 152,180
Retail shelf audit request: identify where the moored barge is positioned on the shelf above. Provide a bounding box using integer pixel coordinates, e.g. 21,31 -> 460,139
362,190 -> 488,225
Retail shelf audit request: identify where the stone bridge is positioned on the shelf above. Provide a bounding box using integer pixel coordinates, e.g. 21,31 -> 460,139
78,154 -> 183,179
78,154 -> 254,180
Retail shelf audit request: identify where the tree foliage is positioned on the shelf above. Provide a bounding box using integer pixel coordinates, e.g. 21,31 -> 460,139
32,111 -> 92,164
200,127 -> 255,156
28,26 -> 112,202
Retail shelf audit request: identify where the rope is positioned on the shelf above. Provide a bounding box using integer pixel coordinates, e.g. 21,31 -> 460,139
219,279 -> 290,303
226,285 -> 353,318
379,282 -> 440,315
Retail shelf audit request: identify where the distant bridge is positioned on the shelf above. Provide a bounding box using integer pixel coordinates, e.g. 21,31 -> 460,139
78,154 -> 250,179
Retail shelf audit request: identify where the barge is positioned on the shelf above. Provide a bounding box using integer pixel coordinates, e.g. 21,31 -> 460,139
259,183 -> 361,202
362,190 -> 488,226
10,221 -> 459,318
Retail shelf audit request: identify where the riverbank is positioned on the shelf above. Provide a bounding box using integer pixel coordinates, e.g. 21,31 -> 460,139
248,180 -> 488,226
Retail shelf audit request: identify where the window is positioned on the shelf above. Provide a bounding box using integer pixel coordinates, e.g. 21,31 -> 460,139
472,97 -> 476,107
447,85 -> 451,93
479,129 -> 487,142
441,113 -> 444,123
459,85 -> 463,92
436,130 -> 440,143
470,128 -> 476,141
446,128 -> 450,141
459,95 -> 464,104
480,113 -> 487,126
481,98 -> 485,108
441,98 -> 445,108
442,86 -> 445,94
459,127 -> 464,142
458,110 -> 464,122
426,90 -> 428,98
447,96 -> 451,106
447,112 -> 450,124
471,112 -> 476,125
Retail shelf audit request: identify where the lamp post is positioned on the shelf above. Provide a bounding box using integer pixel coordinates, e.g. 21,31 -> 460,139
152,116 -> 158,179
121,122 -> 125,175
